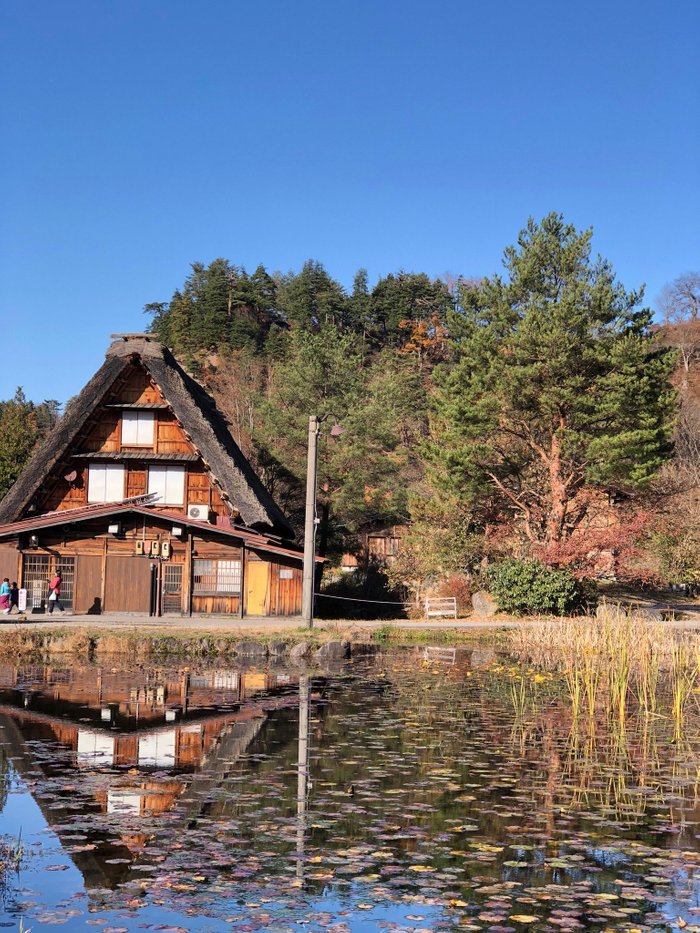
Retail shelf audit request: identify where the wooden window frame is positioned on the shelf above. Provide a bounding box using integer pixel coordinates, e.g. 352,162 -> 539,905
87,463 -> 125,503
193,558 -> 242,596
148,464 -> 186,506
121,410 -> 155,447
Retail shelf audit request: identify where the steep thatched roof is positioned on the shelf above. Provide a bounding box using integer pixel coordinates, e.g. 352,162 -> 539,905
0,336 -> 292,535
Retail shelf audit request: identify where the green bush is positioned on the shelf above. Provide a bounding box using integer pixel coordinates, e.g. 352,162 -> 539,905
488,559 -> 587,616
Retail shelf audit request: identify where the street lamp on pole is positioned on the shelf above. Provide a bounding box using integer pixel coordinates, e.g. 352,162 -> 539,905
301,414 -> 344,629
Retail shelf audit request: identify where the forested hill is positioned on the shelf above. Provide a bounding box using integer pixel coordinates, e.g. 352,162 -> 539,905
145,258 -> 459,363
141,211 -> 687,600
145,258 -> 460,558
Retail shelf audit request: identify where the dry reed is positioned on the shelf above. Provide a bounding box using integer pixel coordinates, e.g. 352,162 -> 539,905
509,606 -> 699,722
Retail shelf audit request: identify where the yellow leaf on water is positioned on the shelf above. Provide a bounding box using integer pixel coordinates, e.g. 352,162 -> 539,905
409,865 -> 436,872
510,916 -> 539,924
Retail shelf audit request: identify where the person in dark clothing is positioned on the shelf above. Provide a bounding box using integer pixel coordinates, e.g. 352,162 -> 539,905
9,582 -> 19,613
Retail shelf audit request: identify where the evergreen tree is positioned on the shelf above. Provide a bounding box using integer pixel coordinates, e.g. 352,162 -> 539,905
431,213 -> 676,545
276,260 -> 349,330
146,259 -> 283,364
250,264 -> 279,320
0,388 -> 40,501
252,328 -> 415,555
370,271 -> 453,345
349,268 -> 372,336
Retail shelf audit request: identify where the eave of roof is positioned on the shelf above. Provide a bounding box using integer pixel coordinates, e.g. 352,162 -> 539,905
71,451 -> 199,461
0,503 -> 318,563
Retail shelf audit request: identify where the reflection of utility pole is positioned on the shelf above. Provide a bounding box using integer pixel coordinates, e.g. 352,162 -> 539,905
180,671 -> 191,713
296,675 -> 310,880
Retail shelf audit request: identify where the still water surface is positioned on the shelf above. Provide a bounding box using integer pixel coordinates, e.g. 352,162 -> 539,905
0,651 -> 698,932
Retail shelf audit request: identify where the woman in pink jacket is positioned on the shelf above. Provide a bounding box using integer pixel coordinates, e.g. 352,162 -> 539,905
47,570 -> 64,614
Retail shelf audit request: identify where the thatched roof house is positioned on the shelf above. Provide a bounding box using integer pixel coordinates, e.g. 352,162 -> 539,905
0,335 -> 304,617
0,334 -> 290,535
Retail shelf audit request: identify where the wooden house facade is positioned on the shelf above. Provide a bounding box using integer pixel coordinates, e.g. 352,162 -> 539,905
0,335 -> 306,617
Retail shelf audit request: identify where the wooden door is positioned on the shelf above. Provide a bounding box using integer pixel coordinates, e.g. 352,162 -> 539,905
162,563 -> 183,614
246,561 -> 269,616
22,554 -> 75,611
104,556 -> 153,612
74,555 -> 103,614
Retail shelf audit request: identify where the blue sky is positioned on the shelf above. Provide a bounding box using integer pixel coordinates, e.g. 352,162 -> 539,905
2,0 -> 698,404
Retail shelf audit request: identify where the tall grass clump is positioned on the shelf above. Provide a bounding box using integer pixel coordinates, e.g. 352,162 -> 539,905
670,639 -> 698,737
509,606 -> 697,723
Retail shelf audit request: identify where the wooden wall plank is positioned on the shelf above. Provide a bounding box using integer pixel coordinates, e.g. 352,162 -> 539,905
74,555 -> 103,614
192,595 -> 240,614
0,547 -> 18,585
104,556 -> 153,612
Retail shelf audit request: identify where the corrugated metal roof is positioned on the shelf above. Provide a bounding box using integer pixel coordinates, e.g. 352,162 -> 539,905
0,503 -> 312,562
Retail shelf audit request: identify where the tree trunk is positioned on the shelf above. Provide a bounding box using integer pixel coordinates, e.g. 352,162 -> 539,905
546,423 -> 568,544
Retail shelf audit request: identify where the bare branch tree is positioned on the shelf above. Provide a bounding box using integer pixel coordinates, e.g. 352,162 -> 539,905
658,271 -> 700,324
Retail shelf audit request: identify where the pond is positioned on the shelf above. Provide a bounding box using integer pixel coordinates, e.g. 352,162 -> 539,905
0,649 -> 698,932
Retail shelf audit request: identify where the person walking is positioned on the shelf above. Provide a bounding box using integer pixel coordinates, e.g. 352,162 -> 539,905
9,582 -> 19,614
47,570 -> 65,614
0,578 -> 9,614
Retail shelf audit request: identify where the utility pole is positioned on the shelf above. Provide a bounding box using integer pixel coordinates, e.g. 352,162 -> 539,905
301,415 -> 319,628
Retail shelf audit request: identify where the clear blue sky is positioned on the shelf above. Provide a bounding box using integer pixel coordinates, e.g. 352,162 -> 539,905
2,0 -> 698,405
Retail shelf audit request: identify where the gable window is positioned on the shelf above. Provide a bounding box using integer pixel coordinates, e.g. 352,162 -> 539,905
148,465 -> 185,505
121,410 -> 154,446
88,464 -> 125,503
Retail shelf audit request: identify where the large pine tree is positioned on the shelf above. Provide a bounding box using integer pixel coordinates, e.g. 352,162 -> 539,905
432,214 -> 677,545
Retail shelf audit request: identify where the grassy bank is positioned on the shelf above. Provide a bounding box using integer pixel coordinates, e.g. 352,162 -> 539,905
0,621 -> 507,661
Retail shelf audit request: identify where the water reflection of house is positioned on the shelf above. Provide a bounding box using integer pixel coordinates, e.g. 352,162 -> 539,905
0,663 -> 294,730
0,664 -> 310,889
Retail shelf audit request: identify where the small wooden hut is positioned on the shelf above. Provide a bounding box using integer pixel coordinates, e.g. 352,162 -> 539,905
0,335 -> 305,617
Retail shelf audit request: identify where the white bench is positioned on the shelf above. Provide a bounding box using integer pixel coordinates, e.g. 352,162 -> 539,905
424,596 -> 458,619
423,645 -> 458,663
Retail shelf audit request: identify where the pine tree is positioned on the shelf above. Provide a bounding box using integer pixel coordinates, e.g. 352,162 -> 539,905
370,271 -> 452,346
431,213 -> 677,545
276,260 -> 349,330
349,268 -> 372,336
252,328 -> 416,555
